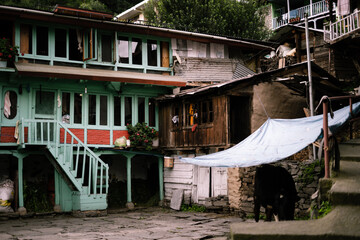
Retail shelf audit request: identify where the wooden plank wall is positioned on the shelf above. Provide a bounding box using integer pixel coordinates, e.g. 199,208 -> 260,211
159,95 -> 228,149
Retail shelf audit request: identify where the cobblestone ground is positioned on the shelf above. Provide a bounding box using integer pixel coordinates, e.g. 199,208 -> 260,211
0,207 -> 249,240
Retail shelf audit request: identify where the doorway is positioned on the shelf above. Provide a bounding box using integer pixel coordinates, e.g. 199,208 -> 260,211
229,96 -> 251,144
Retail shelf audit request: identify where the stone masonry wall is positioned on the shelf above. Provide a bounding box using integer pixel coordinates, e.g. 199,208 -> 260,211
228,158 -> 322,218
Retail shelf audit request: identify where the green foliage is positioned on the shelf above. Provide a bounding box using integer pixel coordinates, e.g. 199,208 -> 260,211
144,0 -> 272,40
24,181 -> 53,213
79,0 -> 108,12
298,160 -> 324,188
127,122 -> 158,151
0,37 -> 19,61
318,201 -> 331,218
181,204 -> 206,212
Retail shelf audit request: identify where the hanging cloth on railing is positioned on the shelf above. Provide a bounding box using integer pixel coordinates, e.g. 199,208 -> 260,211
180,102 -> 360,167
338,0 -> 350,16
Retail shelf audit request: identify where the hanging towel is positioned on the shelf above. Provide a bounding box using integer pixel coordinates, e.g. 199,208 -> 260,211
14,120 -> 20,144
3,91 -> 11,118
338,0 -> 350,16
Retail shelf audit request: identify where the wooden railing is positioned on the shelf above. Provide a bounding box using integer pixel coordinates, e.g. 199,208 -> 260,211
273,0 -> 329,29
324,9 -> 360,41
19,119 -> 109,196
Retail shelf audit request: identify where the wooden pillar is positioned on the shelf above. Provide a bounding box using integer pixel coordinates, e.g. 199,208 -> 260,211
126,154 -> 135,209
158,156 -> 164,203
17,155 -> 27,215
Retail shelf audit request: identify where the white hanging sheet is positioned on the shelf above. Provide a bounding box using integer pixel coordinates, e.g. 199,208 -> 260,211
180,102 -> 360,167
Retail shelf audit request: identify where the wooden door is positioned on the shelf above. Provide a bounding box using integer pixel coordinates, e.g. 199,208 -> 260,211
197,167 -> 210,200
212,167 -> 228,196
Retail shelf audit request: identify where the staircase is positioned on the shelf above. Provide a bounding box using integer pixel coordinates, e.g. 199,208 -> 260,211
19,119 -> 109,211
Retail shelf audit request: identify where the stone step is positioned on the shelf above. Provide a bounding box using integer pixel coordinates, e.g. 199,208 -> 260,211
328,161 -> 360,206
339,139 -> 360,161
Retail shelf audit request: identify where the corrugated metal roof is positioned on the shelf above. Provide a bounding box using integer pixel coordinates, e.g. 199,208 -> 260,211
232,63 -> 255,79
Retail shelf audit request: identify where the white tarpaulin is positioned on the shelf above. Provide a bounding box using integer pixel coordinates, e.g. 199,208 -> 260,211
180,102 -> 360,167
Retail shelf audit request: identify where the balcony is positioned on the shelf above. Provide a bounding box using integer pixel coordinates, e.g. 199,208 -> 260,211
272,0 -> 330,29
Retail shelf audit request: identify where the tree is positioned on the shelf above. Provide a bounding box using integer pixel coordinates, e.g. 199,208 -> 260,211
144,0 -> 271,40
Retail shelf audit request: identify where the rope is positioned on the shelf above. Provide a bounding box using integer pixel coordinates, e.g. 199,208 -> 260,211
254,89 -> 270,119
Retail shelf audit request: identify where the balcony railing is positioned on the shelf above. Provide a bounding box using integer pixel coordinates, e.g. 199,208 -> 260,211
272,0 -> 329,29
324,9 -> 360,42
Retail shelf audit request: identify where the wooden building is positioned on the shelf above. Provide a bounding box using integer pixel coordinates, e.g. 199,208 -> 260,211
0,5 -> 271,214
157,62 -> 343,208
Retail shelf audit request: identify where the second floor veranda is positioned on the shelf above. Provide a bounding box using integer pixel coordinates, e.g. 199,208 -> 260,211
272,0 -> 332,29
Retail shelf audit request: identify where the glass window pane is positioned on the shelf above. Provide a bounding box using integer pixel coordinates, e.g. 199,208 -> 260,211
62,92 -> 70,123
36,26 -> 48,56
35,91 -> 54,115
88,95 -> 96,125
148,98 -> 156,127
3,91 -> 17,119
74,93 -> 82,124
20,24 -> 32,54
118,36 -> 129,64
125,97 -> 132,125
69,29 -> 82,61
138,97 -> 145,123
132,38 -> 142,65
147,40 -> 157,66
101,35 -> 112,62
114,96 -> 121,126
55,28 -> 67,58
100,95 -> 108,125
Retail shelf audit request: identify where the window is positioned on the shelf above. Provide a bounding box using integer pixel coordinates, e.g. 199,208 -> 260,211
88,94 -> 96,125
185,103 -> 198,126
3,91 -> 17,120
201,100 -> 214,124
62,92 -> 70,123
69,29 -> 83,61
36,26 -> 48,56
101,35 -> 113,62
74,93 -> 82,124
100,95 -> 108,125
132,38 -> 142,65
55,28 -> 67,58
114,96 -> 121,126
125,97 -> 132,125
148,99 -> 156,127
118,36 -> 129,64
147,40 -> 157,66
138,97 -> 145,123
35,91 -> 54,115
20,24 -> 32,55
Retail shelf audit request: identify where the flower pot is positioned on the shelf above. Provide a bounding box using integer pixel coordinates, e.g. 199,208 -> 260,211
0,59 -> 7,68
152,138 -> 159,147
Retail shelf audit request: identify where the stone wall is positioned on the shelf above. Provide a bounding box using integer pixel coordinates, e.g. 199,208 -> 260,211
228,156 -> 322,218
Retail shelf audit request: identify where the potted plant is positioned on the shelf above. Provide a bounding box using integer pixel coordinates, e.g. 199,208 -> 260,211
0,38 -> 19,68
126,122 -> 158,151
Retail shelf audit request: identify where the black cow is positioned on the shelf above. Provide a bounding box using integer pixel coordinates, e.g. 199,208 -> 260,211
254,164 -> 298,222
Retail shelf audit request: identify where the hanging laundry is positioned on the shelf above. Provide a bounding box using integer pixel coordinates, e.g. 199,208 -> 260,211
3,91 -> 11,118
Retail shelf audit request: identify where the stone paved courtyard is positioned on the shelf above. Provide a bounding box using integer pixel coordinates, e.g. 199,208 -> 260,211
0,207 -> 249,240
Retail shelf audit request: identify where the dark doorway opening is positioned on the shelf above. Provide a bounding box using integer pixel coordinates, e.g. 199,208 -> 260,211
229,96 -> 251,144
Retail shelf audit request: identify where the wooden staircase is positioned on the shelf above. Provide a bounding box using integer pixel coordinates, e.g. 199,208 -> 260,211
19,119 -> 109,211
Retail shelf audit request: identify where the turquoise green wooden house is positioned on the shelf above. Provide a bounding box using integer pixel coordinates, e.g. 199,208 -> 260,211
0,5 -> 185,213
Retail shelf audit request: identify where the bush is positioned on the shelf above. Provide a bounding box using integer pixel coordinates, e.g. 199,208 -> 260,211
127,122 -> 158,151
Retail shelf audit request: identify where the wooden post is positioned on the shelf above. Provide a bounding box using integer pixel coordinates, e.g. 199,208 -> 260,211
17,155 -> 27,215
125,154 -> 135,209
323,100 -> 330,178
158,156 -> 164,203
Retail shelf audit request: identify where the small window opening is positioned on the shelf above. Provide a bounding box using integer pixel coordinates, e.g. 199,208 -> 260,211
20,24 -> 32,54
100,95 -> 108,125
125,97 -> 132,125
132,38 -> 142,65
138,97 -> 145,123
147,40 -> 157,66
101,35 -> 112,62
69,29 -> 82,61
118,36 -> 129,64
36,26 -> 48,56
55,29 -> 67,58
74,93 -> 82,124
114,96 -> 121,126
149,99 -> 156,127
88,95 -> 96,125
62,92 -> 70,124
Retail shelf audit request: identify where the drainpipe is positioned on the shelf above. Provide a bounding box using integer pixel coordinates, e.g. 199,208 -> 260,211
306,15 -> 316,159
